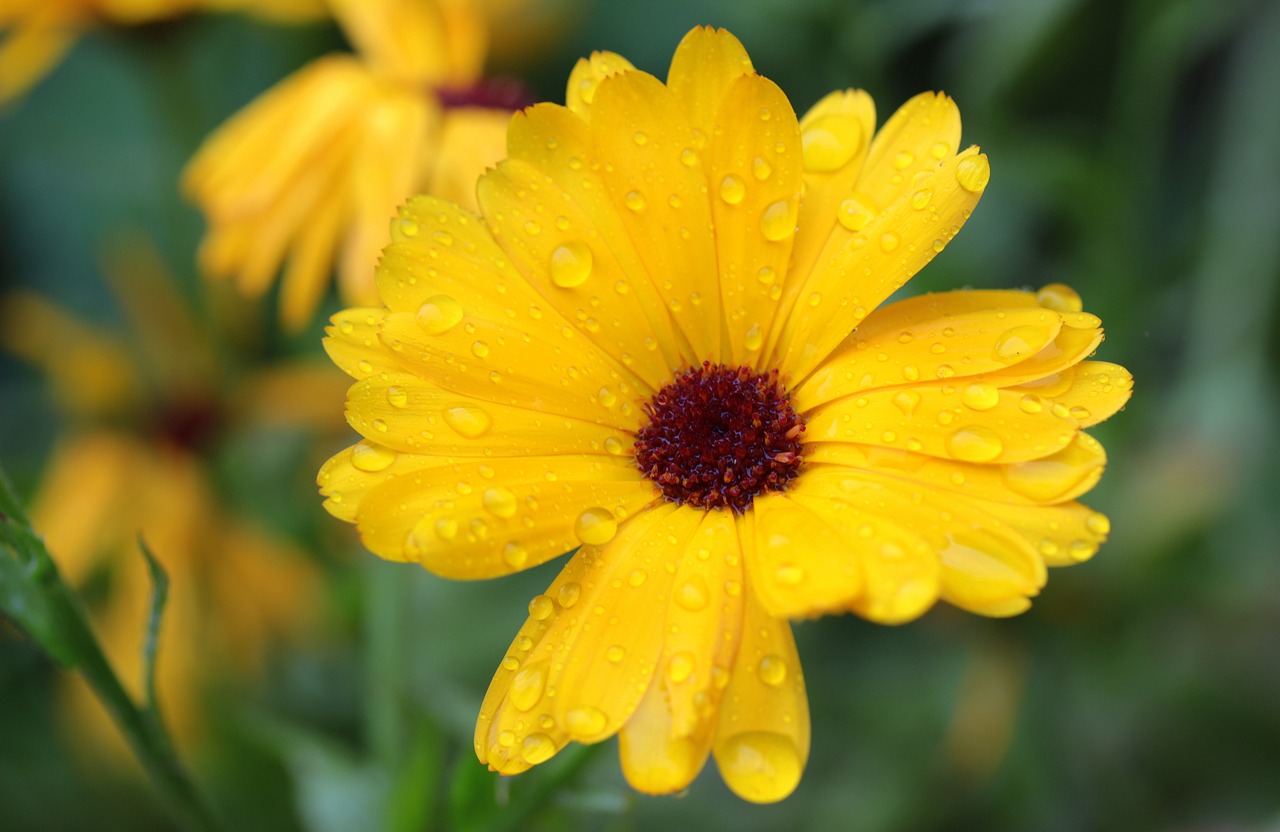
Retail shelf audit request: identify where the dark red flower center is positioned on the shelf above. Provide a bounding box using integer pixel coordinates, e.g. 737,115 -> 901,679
436,77 -> 535,112
633,363 -> 805,513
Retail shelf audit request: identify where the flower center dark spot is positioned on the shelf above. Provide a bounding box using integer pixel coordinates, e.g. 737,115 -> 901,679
436,77 -> 535,112
633,362 -> 805,513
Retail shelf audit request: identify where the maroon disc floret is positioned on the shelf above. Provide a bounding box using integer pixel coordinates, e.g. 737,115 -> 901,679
633,362 -> 806,513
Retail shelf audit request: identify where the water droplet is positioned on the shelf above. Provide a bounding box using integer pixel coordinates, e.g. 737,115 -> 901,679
482,486 -> 518,518
549,241 -> 593,288
501,656 -> 519,671
371,419 -> 388,433
497,729 -> 515,747
801,112 -> 864,171
471,341 -> 490,358
675,576 -> 709,611
603,437 -> 626,455
528,595 -> 555,621
961,383 -> 1000,411
752,156 -> 773,181
633,131 -> 648,145
892,391 -> 921,416
523,220 -> 542,236
385,386 -> 409,408
910,188 -> 933,210
435,518 -> 458,540
756,266 -> 777,285
930,141 -> 949,160
624,190 -> 646,211
757,654 -> 787,687
837,193 -> 877,231
946,426 -> 1005,462
994,325 -> 1051,364
744,324 -> 763,352
1069,539 -> 1097,562
628,569 -> 647,587
443,405 -> 492,438
716,732 -> 804,803
502,542 -> 528,569
1019,395 -> 1044,414
719,175 -> 746,205
605,645 -> 625,663
351,441 -> 396,472
774,563 -> 805,586
565,705 -> 608,737
1085,512 -> 1111,536
680,148 -> 698,166
357,359 -> 374,374
432,230 -> 453,246
668,651 -> 695,683
520,733 -> 556,764
399,218 -> 419,237
955,154 -> 990,192
597,386 -> 617,407
417,295 -> 464,334
574,507 -> 617,545
760,200 -> 797,241
879,232 -> 900,252
1036,283 -> 1083,313
510,661 -> 548,711
557,582 -> 582,608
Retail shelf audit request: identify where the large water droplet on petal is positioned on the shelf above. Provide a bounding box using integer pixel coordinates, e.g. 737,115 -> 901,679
510,662 -> 548,711
482,486 -> 518,518
1036,283 -> 1083,313
667,651 -> 695,683
719,175 -> 746,205
549,241 -> 593,288
520,732 -> 557,764
801,113 -> 863,171
675,576 -> 710,611
574,507 -> 618,545
955,154 -> 991,193
417,295 -> 463,334
760,200 -> 797,241
961,383 -> 1000,411
351,441 -> 397,472
946,426 -> 1005,462
993,325 -> 1052,364
716,731 -> 804,803
565,705 -> 608,737
837,193 -> 877,231
443,405 -> 493,438
757,654 -> 787,687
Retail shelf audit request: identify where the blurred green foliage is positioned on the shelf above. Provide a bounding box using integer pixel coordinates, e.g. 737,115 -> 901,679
3,0 -> 1279,830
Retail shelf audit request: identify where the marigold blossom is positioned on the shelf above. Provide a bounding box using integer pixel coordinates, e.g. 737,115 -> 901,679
183,0 -> 532,331
318,27 -> 1133,802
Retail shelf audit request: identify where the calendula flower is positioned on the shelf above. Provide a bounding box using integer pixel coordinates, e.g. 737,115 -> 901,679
318,27 -> 1132,802
0,0 -> 324,104
183,0 -> 533,332
1,238 -> 342,757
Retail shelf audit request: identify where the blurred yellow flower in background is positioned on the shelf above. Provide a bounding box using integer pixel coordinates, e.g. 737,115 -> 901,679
0,0 -> 324,104
318,27 -> 1131,803
1,237 -> 345,758
183,0 -> 540,333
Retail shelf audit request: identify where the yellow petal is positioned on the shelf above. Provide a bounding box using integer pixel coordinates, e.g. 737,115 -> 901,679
803,381 -> 1079,464
619,670 -> 715,795
329,0 -> 485,84
505,103 -> 695,380
589,69 -> 723,362
424,106 -> 511,211
279,171 -> 348,332
712,584 -> 808,804
796,300 -> 1064,409
665,26 -> 753,137
318,440 -> 446,523
476,504 -> 695,773
965,498 -> 1111,567
323,307 -> 387,381
742,493 -> 864,618
354,454 -> 654,576
773,144 -> 989,379
0,14 -> 78,103
860,91 -> 963,209
564,50 -> 634,120
343,371 -> 634,456
1038,361 -> 1133,427
705,74 -> 803,367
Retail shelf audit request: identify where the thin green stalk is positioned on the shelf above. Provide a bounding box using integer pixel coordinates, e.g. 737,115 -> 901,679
0,465 -> 224,832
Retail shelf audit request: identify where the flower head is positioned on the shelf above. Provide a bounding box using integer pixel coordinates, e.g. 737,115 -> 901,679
182,0 -> 531,332
319,27 -> 1132,802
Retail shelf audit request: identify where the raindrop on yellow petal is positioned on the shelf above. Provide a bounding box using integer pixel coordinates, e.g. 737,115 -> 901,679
836,193 -> 877,231
993,325 -> 1052,364
946,426 -> 1005,462
565,705 -> 608,737
955,155 -> 991,193
893,150 -> 915,170
756,266 -> 777,285
1069,539 -> 1098,562
597,386 -> 617,407
399,218 -> 419,237
603,436 -> 626,455
550,242 -> 593,288
520,733 -> 557,764
675,576 -> 710,611
757,654 -> 787,687
879,232 -> 900,252
961,383 -> 1000,411
482,487 -> 518,518
801,113 -> 863,171
719,175 -> 746,205
668,651 -> 695,683
1036,283 -> 1082,313
350,441 -> 396,472
443,405 -> 493,438
744,324 -> 763,352
680,148 -> 698,166
471,341 -> 490,358
605,645 -> 625,663
528,594 -> 556,621
774,563 -> 805,586
625,191 -> 646,211
416,295 -> 464,334
386,387 -> 409,408
574,507 -> 618,545
1086,512 -> 1111,536
501,542 -> 528,569
717,732 -> 804,803
435,518 -> 458,540
752,156 -> 773,181
511,662 -> 548,711
557,582 -> 582,608
760,200 -> 797,241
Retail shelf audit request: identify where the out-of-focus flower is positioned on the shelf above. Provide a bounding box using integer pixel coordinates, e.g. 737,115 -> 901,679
318,27 -> 1132,802
0,0 -> 325,104
183,0 -> 537,333
1,237 -> 345,757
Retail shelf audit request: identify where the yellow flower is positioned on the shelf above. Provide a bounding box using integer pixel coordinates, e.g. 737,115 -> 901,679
0,0 -> 324,104
183,0 -> 528,332
318,27 -> 1133,802
1,238 -> 343,758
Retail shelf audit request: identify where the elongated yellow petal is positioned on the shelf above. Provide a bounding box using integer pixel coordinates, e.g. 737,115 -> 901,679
712,581 -> 809,804
666,26 -> 753,137
476,504 -> 694,773
564,50 -> 634,120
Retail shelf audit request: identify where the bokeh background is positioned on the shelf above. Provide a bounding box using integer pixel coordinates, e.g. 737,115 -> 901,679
3,0 -> 1279,829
